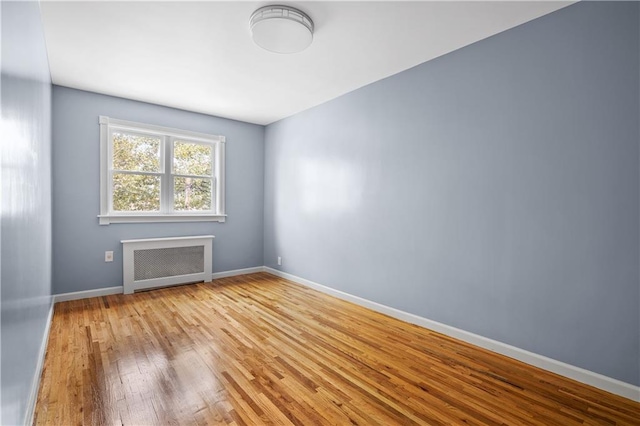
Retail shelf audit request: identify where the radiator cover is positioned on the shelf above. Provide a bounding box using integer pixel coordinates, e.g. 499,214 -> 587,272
121,236 -> 214,294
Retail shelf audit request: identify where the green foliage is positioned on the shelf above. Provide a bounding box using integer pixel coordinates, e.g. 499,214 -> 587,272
113,173 -> 160,211
173,141 -> 213,211
174,177 -> 212,211
113,132 -> 161,172
173,141 -> 212,176
111,133 -> 213,212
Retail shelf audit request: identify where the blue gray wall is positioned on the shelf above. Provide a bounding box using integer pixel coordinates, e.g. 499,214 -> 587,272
52,87 -> 264,294
264,1 -> 640,386
1,2 -> 53,424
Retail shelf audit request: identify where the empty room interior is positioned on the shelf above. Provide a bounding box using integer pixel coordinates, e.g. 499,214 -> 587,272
2,0 -> 640,424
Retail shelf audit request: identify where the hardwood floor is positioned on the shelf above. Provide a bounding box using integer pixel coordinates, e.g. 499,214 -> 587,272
35,272 -> 639,425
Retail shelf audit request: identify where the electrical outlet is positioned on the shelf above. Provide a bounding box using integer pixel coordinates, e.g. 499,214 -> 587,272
277,256 -> 282,266
105,251 -> 114,262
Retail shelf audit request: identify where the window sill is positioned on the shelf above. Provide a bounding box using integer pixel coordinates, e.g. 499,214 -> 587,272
98,214 -> 226,225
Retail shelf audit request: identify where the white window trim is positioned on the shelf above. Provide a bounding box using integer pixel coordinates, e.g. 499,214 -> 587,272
98,116 -> 226,225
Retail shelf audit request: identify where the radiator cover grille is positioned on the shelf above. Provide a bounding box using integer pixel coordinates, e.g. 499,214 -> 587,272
134,246 -> 204,281
121,235 -> 214,294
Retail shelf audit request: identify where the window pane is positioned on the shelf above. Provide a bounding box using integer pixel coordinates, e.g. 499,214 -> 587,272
173,141 -> 212,176
112,132 -> 161,172
112,173 -> 160,212
174,177 -> 212,211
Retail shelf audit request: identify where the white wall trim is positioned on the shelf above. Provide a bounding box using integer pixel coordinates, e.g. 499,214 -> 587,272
211,266 -> 265,280
98,214 -> 226,225
53,286 -> 124,303
98,116 -> 226,226
51,267 -> 267,303
263,267 -> 640,402
99,116 -> 225,142
25,301 -> 54,426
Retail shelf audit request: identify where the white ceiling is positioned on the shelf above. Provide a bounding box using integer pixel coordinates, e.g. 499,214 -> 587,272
40,1 -> 572,125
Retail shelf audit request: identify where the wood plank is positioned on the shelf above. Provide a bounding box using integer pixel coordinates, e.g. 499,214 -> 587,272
34,273 -> 640,425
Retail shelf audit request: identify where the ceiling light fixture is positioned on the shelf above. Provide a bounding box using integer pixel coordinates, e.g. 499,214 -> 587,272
250,5 -> 314,54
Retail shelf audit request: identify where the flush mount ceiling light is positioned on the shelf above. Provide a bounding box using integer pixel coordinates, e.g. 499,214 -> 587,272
250,5 -> 314,54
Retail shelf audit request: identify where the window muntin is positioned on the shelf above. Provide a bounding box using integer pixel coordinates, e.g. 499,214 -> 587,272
99,116 -> 225,224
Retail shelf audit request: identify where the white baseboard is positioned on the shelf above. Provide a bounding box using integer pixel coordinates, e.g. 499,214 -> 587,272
263,267 -> 640,402
211,266 -> 265,280
25,300 -> 55,426
53,286 -> 123,303
51,267 -> 266,303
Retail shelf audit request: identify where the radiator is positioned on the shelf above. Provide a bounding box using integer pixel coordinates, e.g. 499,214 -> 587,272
121,236 -> 214,294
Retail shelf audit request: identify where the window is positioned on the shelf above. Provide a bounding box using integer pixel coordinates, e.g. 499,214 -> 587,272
98,116 -> 225,225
